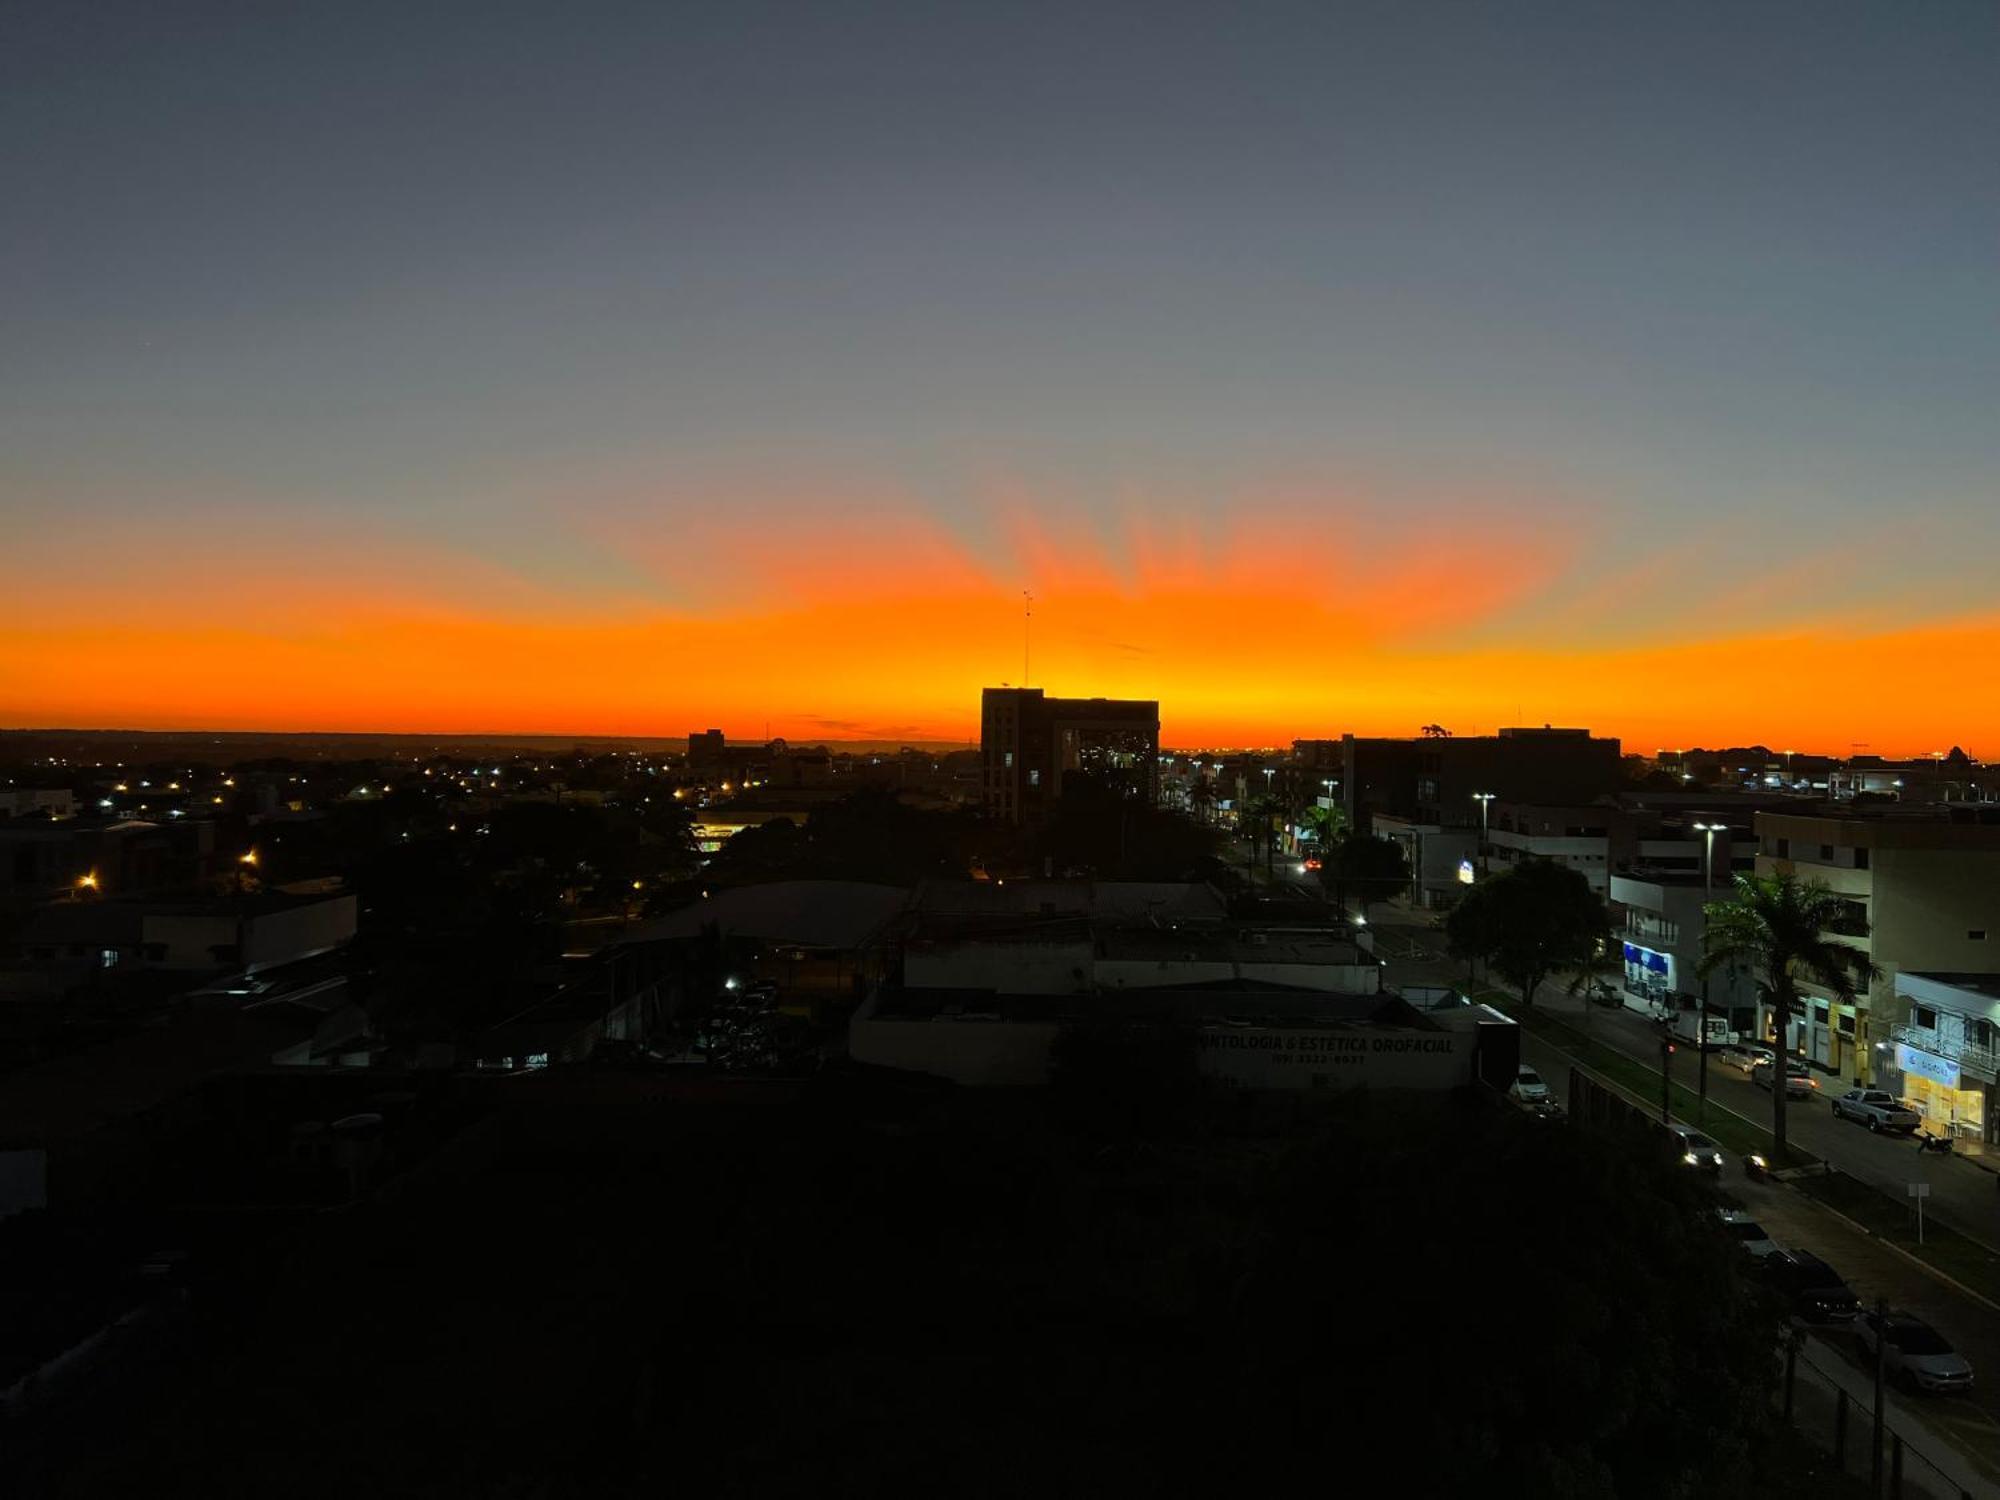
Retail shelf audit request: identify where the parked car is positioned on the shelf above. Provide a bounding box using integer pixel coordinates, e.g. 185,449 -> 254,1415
1763,1250 -> 1861,1323
1752,1056 -> 1820,1097
1668,1125 -> 1725,1173
1716,1209 -> 1782,1260
1720,1043 -> 1775,1076
1830,1088 -> 1922,1134
1856,1311 -> 1975,1394
1508,1066 -> 1552,1106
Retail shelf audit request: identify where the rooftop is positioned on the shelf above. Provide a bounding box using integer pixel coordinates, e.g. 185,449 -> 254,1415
1902,973 -> 2000,1003
629,879 -> 911,951
867,983 -> 1429,1028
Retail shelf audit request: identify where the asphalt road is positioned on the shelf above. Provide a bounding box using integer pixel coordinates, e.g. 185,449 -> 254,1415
1377,917 -> 2000,1255
1512,1022 -> 2000,1493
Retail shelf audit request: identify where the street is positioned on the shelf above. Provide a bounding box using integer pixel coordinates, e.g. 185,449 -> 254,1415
1360,912 -> 2000,1486
1378,916 -> 2000,1256
1513,1020 -> 2000,1493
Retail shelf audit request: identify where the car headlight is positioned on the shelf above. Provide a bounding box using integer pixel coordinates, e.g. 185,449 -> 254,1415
1683,1153 -> 1699,1165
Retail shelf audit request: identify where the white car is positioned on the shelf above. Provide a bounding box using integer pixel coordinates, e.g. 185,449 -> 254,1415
1668,1125 -> 1725,1172
1856,1311 -> 1975,1394
1716,1209 -> 1782,1260
1508,1066 -> 1552,1105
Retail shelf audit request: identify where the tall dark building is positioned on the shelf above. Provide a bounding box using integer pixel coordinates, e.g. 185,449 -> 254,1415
687,729 -> 726,771
1342,727 -> 1622,830
981,688 -> 1160,825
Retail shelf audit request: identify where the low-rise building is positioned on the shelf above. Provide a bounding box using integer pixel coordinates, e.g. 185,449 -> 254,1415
0,788 -> 75,821
1887,973 -> 2000,1148
850,982 -> 1513,1091
1756,808 -> 2000,1088
7,889 -> 357,979
1368,814 -> 1478,910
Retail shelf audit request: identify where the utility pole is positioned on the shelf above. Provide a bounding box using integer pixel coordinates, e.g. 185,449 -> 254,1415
1871,1295 -> 1886,1494
1694,821 -> 1722,1124
1660,1037 -> 1674,1124
1022,591 -> 1033,685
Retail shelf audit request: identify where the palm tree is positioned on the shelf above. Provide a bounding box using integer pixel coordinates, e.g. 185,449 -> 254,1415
1189,778 -> 1217,827
1699,872 -> 1879,1166
1298,802 -> 1346,851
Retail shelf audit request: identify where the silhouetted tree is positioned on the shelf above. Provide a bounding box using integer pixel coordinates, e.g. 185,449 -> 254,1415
1446,858 -> 1611,1006
1700,871 -> 1879,1165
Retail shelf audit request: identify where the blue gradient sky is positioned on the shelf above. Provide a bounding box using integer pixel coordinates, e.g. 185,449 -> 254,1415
4,1 -> 1997,747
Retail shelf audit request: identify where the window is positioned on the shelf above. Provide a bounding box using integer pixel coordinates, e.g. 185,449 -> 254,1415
1837,1013 -> 1856,1035
1971,930 -> 1988,942
1853,848 -> 1869,870
1028,769 -> 1041,787
1977,1019 -> 1995,1050
1821,844 -> 1835,861
1776,837 -> 1791,858
1003,751 -> 1014,769
1916,1005 -> 1938,1030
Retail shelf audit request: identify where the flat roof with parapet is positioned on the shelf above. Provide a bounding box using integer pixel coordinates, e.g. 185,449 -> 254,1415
910,880 -> 1227,925
868,983 -> 1426,1027
1094,927 -> 1370,968
626,880 -> 912,951
1902,972 -> 2000,1004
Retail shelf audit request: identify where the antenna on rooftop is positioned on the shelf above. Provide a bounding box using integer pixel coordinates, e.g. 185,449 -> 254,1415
1022,590 -> 1034,685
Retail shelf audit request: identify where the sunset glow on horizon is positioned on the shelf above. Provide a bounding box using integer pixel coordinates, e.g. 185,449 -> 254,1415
5,476 -> 1994,756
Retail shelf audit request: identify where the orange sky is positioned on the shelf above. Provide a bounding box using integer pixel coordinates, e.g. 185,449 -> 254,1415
2,489 -> 1991,757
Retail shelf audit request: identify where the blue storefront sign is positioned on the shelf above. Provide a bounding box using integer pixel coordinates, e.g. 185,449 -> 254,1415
1622,943 -> 1671,975
1895,1043 -> 1961,1090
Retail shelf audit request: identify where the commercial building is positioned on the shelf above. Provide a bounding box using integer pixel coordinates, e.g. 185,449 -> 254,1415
1755,808 -> 2000,1093
1888,973 -> 2000,1148
850,982 -> 1513,1092
1336,727 -> 1622,835
980,688 -> 1160,825
7,889 -> 359,977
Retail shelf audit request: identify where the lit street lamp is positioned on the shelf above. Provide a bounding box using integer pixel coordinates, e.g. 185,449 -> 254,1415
1472,792 -> 1495,876
1692,820 -> 1726,1116
1260,767 -> 1277,876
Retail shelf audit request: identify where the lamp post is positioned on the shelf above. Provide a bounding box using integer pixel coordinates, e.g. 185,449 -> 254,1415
1693,821 -> 1724,1121
1473,792 -> 1495,876
1260,767 -> 1276,877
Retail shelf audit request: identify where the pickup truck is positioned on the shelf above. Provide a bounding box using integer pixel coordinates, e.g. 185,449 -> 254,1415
1830,1088 -> 1921,1133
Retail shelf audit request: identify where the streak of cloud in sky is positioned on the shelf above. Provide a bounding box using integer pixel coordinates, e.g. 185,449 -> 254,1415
3,1 -> 1996,751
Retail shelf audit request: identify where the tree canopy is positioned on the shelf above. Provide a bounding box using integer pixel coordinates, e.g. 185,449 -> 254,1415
1447,857 -> 1612,1005
1321,831 -> 1410,918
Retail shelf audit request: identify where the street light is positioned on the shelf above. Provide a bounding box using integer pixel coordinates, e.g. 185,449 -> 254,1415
1472,792 -> 1495,875
1260,767 -> 1277,876
1692,820 -> 1726,1118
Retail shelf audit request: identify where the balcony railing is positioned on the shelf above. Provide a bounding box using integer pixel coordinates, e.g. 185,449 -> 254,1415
1891,1023 -> 2000,1082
